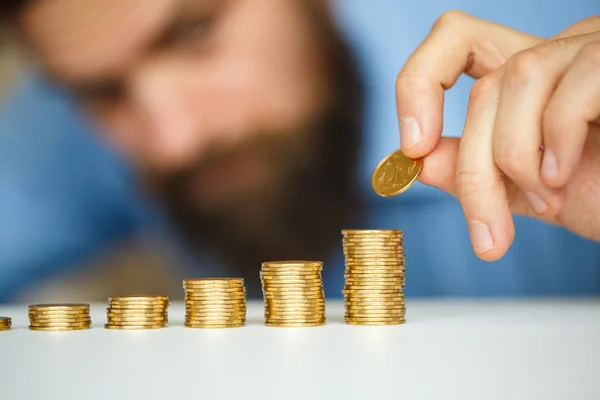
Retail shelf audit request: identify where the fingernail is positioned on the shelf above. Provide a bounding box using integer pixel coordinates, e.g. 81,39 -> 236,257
525,191 -> 549,214
541,149 -> 558,180
400,116 -> 422,149
468,221 -> 494,254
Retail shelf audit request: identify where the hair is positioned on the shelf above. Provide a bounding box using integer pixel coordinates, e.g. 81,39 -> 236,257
0,0 -> 29,22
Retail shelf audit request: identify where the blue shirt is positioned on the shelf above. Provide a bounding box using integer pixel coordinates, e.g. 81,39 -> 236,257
0,0 -> 599,301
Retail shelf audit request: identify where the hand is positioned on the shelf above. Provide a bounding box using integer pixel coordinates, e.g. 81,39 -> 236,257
395,12 -> 600,261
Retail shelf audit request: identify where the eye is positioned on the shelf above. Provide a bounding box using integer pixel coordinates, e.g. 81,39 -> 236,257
168,20 -> 209,47
75,81 -> 126,104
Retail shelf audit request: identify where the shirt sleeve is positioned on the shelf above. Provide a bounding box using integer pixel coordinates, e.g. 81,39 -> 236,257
0,73 -> 155,301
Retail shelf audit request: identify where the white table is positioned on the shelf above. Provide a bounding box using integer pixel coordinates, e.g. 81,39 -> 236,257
1,299 -> 599,400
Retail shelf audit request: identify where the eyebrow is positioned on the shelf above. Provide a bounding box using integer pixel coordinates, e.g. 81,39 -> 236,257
67,0 -> 219,96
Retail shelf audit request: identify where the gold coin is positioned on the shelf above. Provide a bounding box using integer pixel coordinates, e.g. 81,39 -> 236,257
262,286 -> 323,292
262,279 -> 323,288
345,266 -> 405,271
186,319 -> 245,325
265,317 -> 325,323
108,301 -> 169,307
345,274 -> 405,280
183,277 -> 244,284
186,306 -> 246,312
344,284 -> 403,289
186,314 -> 246,321
185,307 -> 245,313
185,294 -> 246,302
345,320 -> 405,326
106,314 -> 167,320
262,260 -> 322,267
345,307 -> 406,313
345,315 -> 406,321
29,323 -> 91,329
29,318 -> 92,324
30,326 -> 90,331
107,318 -> 169,326
185,303 -> 245,309
345,309 -> 406,314
185,323 -> 244,329
28,308 -> 90,314
29,321 -> 91,327
29,304 -> 89,311
266,293 -> 325,299
109,295 -> 168,301
0,318 -> 10,329
104,324 -> 165,330
266,297 -> 325,304
261,275 -> 322,281
185,289 -> 246,297
267,306 -> 325,313
185,318 -> 245,323
185,305 -> 246,311
265,321 -> 325,327
342,229 -> 402,235
184,283 -> 245,289
106,317 -> 167,322
371,149 -> 422,196
261,270 -> 322,276
344,297 -> 405,303
343,251 -> 404,257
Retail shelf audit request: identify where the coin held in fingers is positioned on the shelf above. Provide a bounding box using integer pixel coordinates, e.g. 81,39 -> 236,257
372,149 -> 423,197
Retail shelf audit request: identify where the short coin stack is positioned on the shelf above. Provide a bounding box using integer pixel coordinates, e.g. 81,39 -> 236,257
342,229 -> 406,325
183,278 -> 247,328
0,317 -> 11,331
261,261 -> 326,327
29,304 -> 91,331
105,295 -> 169,330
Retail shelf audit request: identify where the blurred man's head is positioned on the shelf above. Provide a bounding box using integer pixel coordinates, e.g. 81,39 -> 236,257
2,0 -> 363,291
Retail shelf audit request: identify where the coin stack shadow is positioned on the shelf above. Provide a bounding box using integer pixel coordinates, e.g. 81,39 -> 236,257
28,304 -> 91,331
342,229 -> 406,325
105,295 -> 169,330
183,278 -> 247,328
261,261 -> 326,327
0,317 -> 11,331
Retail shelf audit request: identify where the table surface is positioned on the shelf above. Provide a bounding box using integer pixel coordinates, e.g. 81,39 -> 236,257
1,299 -> 599,400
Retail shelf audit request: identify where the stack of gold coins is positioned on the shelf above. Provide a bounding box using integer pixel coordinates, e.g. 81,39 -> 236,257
28,304 -> 91,331
261,261 -> 326,327
342,229 -> 406,325
105,295 -> 169,330
0,317 -> 11,331
183,278 -> 246,328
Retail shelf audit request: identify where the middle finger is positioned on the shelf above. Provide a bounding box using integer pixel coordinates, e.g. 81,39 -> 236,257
457,71 -> 515,261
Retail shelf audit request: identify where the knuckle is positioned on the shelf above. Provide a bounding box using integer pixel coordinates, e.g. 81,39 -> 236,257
493,144 -> 523,176
455,170 -> 485,197
395,72 -> 427,93
578,40 -> 600,68
431,10 -> 469,32
504,49 -> 545,85
469,75 -> 499,103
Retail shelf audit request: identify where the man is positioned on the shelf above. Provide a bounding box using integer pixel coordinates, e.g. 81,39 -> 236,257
0,0 -> 598,301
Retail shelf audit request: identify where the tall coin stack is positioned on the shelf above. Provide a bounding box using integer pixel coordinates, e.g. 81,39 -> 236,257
183,278 -> 247,328
261,261 -> 326,327
342,229 -> 406,325
0,317 -> 11,331
28,304 -> 91,331
105,295 -> 169,330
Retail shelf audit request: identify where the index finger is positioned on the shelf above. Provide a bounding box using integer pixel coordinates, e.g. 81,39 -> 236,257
396,11 -> 541,158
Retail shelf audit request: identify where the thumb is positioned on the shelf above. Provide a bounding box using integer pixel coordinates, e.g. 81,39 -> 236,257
418,137 -> 460,196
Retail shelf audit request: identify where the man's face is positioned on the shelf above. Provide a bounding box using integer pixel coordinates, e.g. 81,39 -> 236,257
16,0 -> 362,291
20,0 -> 333,206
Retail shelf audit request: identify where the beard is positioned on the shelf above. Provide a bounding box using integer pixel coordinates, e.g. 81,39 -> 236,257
149,6 -> 364,297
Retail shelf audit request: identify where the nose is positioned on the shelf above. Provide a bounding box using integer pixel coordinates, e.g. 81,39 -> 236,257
129,59 -> 211,170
